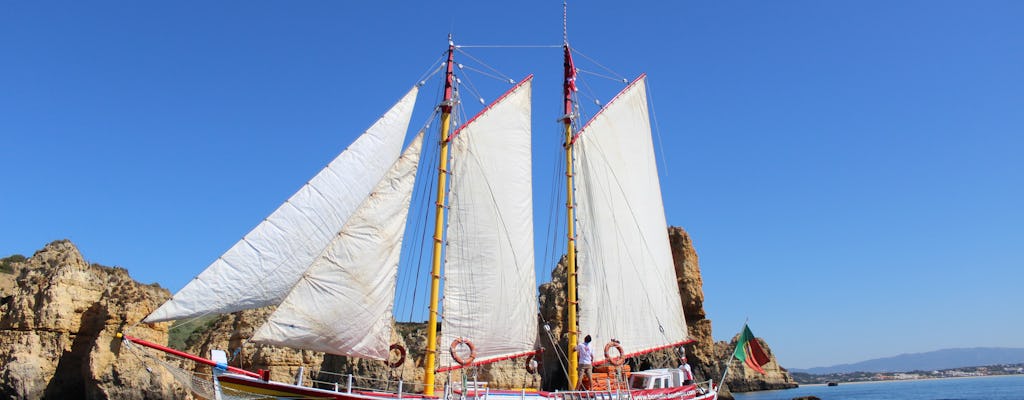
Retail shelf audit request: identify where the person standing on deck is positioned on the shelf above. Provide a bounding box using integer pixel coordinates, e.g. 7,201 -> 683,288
679,355 -> 695,385
575,335 -> 594,389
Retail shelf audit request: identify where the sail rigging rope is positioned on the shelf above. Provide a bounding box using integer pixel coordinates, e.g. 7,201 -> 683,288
577,68 -> 629,84
455,47 -> 517,85
646,79 -> 672,179
541,127 -> 568,283
398,114 -> 442,323
455,64 -> 488,107
456,44 -> 562,48
541,322 -> 574,386
121,339 -> 268,400
416,50 -> 449,87
571,48 -> 628,83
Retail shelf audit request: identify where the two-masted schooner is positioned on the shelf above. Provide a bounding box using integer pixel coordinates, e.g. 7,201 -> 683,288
120,10 -> 718,400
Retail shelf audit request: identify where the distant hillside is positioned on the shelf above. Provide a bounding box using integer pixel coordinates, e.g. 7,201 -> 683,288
791,348 -> 1024,374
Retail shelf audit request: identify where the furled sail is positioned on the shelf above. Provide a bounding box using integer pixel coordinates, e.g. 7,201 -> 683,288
145,87 -> 419,323
572,76 -> 688,363
438,78 -> 537,368
251,133 -> 423,359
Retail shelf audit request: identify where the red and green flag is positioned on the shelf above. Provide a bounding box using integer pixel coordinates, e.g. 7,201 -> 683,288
733,324 -> 771,374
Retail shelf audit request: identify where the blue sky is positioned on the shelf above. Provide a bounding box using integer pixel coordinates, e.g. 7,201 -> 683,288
2,1 -> 1021,369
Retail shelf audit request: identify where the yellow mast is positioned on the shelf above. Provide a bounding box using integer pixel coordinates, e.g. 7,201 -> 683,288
424,36 -> 456,396
562,43 -> 581,390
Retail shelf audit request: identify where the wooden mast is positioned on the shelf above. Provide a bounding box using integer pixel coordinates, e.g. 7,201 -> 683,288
424,35 -> 456,396
562,42 -> 581,389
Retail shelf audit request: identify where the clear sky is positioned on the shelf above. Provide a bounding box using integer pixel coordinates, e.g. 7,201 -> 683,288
2,1 -> 1021,370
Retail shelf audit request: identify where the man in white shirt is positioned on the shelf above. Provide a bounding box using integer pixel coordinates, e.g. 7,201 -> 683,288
575,335 -> 594,389
679,356 -> 695,385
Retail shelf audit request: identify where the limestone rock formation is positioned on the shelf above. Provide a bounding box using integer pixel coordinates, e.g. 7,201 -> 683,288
715,335 -> 798,393
0,240 -> 185,399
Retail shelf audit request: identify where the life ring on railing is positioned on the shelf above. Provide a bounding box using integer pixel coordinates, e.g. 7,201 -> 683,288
604,341 -> 625,366
450,338 -> 477,366
525,354 -> 540,374
388,343 -> 406,368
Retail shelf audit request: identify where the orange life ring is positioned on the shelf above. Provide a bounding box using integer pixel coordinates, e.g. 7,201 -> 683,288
388,343 -> 406,368
604,341 -> 625,366
450,338 -> 477,366
525,354 -> 540,374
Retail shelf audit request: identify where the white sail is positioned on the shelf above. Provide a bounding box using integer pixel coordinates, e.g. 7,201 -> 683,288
251,133 -> 423,359
573,76 -> 688,363
438,78 -> 537,368
145,87 -> 419,323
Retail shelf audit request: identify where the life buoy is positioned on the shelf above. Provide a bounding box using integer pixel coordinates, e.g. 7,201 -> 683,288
604,341 -> 625,366
450,338 -> 477,366
388,344 -> 406,368
525,354 -> 540,374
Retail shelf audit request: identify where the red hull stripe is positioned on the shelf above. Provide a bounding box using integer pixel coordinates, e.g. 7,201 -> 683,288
593,339 -> 694,366
219,374 -> 440,399
435,349 -> 539,373
218,374 -> 706,400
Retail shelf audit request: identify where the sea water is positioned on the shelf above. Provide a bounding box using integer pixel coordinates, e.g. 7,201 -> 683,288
731,375 -> 1024,400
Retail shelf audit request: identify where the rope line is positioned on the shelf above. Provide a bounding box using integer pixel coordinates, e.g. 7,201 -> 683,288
572,48 -> 628,83
455,48 -> 515,84
647,78 -> 671,178
455,44 -> 562,48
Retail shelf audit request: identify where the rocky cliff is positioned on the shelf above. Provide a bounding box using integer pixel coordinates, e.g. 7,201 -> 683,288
716,335 -> 797,393
0,240 -> 185,399
667,228 -> 797,396
0,230 -> 795,398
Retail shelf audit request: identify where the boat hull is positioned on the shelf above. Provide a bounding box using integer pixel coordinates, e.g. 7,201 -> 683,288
218,373 -> 430,400
216,374 -> 716,400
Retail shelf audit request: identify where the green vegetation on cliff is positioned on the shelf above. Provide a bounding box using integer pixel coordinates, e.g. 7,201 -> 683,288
0,255 -> 25,274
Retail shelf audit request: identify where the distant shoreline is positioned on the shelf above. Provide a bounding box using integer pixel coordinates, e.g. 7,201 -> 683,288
798,374 -> 1023,387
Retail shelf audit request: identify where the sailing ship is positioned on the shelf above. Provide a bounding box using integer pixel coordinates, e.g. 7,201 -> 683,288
120,8 -> 718,400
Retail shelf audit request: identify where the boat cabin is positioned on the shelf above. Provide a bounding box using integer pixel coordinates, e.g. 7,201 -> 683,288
628,368 -> 688,389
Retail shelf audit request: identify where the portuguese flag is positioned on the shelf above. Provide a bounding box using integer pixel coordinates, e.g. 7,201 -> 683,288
733,324 -> 771,374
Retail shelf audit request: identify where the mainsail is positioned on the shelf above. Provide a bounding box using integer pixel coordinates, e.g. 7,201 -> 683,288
251,133 -> 424,360
145,87 -> 419,323
438,78 -> 537,368
572,76 -> 688,363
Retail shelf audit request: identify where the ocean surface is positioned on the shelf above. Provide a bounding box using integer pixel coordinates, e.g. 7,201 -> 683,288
731,375 -> 1024,400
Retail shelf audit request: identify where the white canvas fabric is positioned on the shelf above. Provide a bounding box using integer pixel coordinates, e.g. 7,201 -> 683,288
251,134 -> 423,359
145,87 -> 418,323
438,79 -> 538,368
573,77 -> 688,363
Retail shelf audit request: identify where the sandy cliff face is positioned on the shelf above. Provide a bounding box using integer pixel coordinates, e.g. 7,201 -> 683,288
0,240 -> 184,399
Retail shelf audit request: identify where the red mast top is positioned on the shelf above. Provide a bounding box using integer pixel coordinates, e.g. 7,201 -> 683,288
562,44 -> 577,121
441,35 -> 456,114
